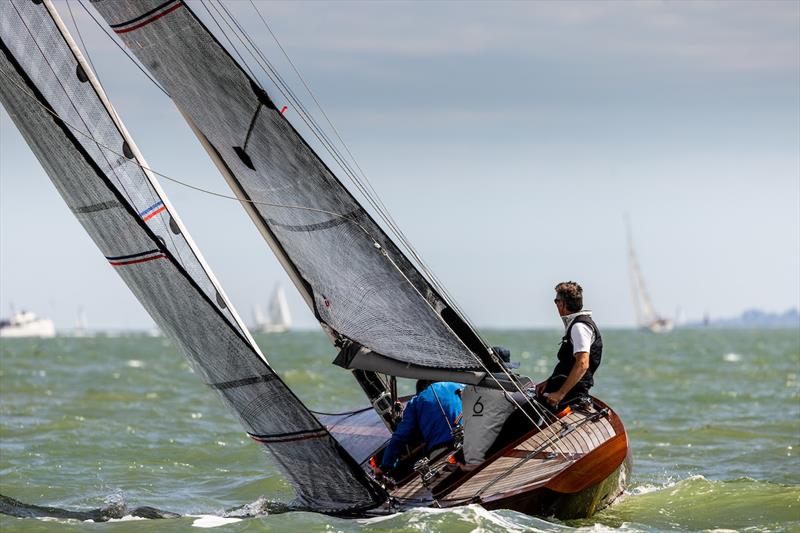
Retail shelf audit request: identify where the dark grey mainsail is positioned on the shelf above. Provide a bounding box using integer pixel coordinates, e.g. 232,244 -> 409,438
90,0 -> 499,379
0,0 -> 384,512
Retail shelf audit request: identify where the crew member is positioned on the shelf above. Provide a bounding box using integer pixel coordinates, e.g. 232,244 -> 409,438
537,281 -> 603,410
373,380 -> 463,476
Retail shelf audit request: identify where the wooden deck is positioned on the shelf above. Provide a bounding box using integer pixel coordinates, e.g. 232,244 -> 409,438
444,409 -> 616,503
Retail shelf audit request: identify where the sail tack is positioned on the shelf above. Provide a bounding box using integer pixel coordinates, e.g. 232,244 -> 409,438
90,0 -> 497,376
0,0 -> 384,511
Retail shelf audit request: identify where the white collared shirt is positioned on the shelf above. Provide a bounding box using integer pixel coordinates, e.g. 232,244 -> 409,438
561,310 -> 595,355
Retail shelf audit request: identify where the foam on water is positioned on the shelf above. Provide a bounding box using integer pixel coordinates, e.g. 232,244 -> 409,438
189,514 -> 242,528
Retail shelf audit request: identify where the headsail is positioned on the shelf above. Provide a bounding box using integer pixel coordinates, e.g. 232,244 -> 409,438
0,0 -> 384,511
90,0 -> 500,380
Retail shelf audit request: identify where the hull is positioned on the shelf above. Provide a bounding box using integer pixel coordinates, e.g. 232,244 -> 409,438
325,396 -> 631,520
481,450 -> 632,518
0,318 -> 56,338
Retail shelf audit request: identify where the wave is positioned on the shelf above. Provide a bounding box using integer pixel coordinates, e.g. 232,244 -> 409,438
586,475 -> 800,532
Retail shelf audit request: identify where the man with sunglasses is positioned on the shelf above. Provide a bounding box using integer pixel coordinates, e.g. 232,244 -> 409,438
536,281 -> 603,410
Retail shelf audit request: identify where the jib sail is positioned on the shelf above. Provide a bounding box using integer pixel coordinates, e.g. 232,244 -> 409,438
0,0 -> 384,512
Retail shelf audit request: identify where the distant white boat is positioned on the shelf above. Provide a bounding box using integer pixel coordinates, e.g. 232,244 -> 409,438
626,217 -> 674,334
253,285 -> 292,333
0,310 -> 56,338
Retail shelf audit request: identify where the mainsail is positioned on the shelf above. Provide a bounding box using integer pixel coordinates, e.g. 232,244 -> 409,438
268,285 -> 292,331
625,216 -> 673,333
90,0 -> 500,381
0,0 -> 384,511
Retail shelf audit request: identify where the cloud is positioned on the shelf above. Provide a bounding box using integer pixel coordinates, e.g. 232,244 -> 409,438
227,0 -> 799,74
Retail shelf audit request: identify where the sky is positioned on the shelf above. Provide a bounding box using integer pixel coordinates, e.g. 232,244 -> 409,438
1,0 -> 798,331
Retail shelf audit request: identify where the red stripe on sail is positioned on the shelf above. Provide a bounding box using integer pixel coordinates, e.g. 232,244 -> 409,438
109,254 -> 166,266
142,206 -> 166,221
114,3 -> 184,34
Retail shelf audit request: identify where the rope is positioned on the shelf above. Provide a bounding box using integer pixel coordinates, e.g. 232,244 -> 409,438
428,384 -> 454,433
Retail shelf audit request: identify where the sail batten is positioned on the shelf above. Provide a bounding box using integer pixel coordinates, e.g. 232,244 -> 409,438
0,0 -> 385,511
91,0 -> 499,375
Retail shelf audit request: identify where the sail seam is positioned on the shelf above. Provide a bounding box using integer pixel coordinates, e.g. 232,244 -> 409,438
208,374 -> 277,390
266,210 -> 361,233
248,428 -> 329,444
72,200 -> 119,213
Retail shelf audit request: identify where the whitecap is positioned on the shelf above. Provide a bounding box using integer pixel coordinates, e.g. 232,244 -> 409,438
190,514 -> 242,528
126,359 -> 144,368
722,353 -> 741,362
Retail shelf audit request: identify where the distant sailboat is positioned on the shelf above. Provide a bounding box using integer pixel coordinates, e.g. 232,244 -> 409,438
72,306 -> 90,337
253,285 -> 292,333
625,217 -> 674,333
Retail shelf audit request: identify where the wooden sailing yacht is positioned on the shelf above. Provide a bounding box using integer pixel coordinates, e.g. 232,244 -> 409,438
0,0 -> 630,519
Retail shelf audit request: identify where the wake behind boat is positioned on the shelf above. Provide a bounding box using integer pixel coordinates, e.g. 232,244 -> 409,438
0,0 -> 629,520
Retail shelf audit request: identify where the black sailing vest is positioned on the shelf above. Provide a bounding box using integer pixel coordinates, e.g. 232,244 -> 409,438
546,314 -> 603,398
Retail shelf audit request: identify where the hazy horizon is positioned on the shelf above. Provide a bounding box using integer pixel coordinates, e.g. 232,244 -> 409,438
1,0 -> 798,332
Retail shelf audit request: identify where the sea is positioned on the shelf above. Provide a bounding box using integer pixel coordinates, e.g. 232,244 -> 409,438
1,328 -> 798,532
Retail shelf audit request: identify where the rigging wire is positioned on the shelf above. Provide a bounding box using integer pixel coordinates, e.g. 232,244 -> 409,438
2,56 -> 571,460
241,0 -> 488,340
9,0 -> 142,219
75,0 -> 170,97
202,1 -> 565,440
199,0 -> 261,86
207,10 -> 516,426
214,4 -> 567,436
73,0 -> 490,361
49,0 -> 565,448
63,0 -> 191,281
1,68 -> 389,252
65,0 -> 96,75
206,1 -> 390,233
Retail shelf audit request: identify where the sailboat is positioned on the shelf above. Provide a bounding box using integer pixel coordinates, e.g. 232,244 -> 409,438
253,284 -> 291,333
0,0 -> 630,519
626,217 -> 674,333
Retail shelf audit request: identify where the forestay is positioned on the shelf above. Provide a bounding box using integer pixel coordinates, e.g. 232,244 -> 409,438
0,0 -> 384,512
90,0 -> 498,376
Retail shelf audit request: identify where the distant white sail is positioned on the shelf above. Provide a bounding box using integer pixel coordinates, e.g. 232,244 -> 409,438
625,217 -> 674,333
254,285 -> 292,333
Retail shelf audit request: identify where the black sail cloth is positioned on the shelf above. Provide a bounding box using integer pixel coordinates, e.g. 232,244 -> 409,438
89,0 -> 498,378
0,0 -> 384,512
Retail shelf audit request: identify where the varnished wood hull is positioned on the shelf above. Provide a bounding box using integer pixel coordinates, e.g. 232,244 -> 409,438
324,396 -> 631,520
481,450 -> 632,518
391,397 -> 630,519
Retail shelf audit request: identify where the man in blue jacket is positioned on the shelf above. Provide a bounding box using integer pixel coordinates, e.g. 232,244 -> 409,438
373,380 -> 464,476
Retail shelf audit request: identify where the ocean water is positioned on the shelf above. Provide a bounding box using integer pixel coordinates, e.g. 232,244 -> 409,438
1,328 -> 798,532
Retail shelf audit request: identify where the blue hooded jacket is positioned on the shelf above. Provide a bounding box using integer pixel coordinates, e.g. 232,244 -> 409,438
380,381 -> 464,470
